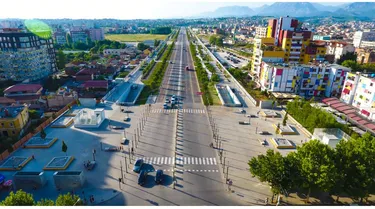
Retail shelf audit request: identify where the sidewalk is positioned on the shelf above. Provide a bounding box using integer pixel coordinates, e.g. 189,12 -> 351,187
74,188 -> 120,205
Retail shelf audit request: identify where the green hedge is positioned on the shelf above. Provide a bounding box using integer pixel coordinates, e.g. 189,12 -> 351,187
142,60 -> 156,79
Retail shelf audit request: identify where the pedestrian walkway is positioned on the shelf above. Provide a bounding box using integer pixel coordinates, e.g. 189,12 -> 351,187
141,168 -> 220,173
150,109 -> 206,114
136,156 -> 217,165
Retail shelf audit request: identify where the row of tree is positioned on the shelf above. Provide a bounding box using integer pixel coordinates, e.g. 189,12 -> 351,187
188,32 -> 214,105
150,27 -> 172,35
197,45 -> 220,82
209,35 -> 224,47
285,98 -> 352,135
249,133 -> 375,203
1,190 -> 82,206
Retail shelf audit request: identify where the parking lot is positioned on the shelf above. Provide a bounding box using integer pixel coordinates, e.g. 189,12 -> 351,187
215,51 -> 249,69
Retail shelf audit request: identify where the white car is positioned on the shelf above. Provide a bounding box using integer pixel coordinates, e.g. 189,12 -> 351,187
259,139 -> 267,145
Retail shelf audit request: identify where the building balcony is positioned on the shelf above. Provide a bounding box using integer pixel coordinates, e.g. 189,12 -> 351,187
292,36 -> 303,39
289,56 -> 300,59
291,45 -> 302,49
290,51 -> 301,55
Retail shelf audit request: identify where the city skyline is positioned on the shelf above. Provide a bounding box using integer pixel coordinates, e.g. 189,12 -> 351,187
1,0 -> 348,20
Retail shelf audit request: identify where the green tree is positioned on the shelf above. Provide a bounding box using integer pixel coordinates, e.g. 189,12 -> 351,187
335,133 -> 375,202
341,60 -> 360,71
62,140 -> 68,155
36,199 -> 55,206
209,36 -> 217,45
0,190 -> 35,206
66,33 -> 72,47
137,43 -> 150,51
215,36 -> 224,47
249,150 -> 295,198
211,74 -> 220,82
40,128 -> 47,139
337,52 -> 357,65
295,140 -> 337,203
154,39 -> 160,47
28,109 -> 40,120
55,193 -> 82,206
57,49 -> 66,70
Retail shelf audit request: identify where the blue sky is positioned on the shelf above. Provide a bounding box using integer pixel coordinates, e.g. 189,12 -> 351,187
1,0 -> 348,19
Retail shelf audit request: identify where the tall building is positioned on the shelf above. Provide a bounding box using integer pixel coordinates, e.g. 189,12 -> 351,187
353,30 -> 375,48
341,72 -> 375,121
53,31 -> 67,45
255,27 -> 267,38
70,29 -> 89,43
0,28 -> 57,81
259,62 -> 350,97
326,41 -> 355,62
89,28 -> 104,41
252,17 -> 326,77
0,104 -> 29,137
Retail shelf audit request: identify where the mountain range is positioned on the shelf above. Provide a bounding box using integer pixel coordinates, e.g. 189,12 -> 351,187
196,2 -> 375,18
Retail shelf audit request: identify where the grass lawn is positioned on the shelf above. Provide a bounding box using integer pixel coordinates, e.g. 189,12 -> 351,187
198,34 -> 210,42
208,82 -> 222,106
105,34 -> 168,42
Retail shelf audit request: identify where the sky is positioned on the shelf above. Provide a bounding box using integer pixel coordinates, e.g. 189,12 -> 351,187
1,0 -> 349,20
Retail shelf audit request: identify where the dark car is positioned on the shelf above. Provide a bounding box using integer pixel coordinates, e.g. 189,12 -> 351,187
155,170 -> 163,184
133,159 -> 144,173
138,170 -> 147,186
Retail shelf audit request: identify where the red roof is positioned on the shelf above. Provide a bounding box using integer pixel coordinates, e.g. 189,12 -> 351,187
336,105 -> 353,112
357,119 -> 369,125
342,109 -> 356,114
331,102 -> 346,108
322,98 -> 338,103
0,97 -> 16,104
84,80 -> 108,88
365,123 -> 375,131
4,84 -> 42,94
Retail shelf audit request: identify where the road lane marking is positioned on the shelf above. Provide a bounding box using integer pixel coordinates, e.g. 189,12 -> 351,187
202,158 -> 206,165
213,158 -> 217,165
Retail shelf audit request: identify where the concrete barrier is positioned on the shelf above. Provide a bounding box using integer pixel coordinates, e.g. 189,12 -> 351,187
226,85 -> 241,106
214,85 -> 225,106
13,171 -> 47,190
53,171 -> 85,191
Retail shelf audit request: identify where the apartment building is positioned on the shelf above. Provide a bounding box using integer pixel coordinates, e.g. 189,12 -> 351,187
89,28 -> 104,41
53,31 -> 67,45
255,27 -> 267,38
0,104 -> 29,137
0,28 -> 57,81
70,29 -> 89,43
341,72 -> 375,121
353,30 -> 375,48
259,62 -> 350,97
326,41 -> 355,61
251,17 -> 326,77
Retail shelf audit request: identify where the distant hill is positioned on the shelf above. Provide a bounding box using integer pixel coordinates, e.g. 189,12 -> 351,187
310,3 -> 340,12
256,2 -> 324,17
197,6 -> 254,18
336,2 -> 375,18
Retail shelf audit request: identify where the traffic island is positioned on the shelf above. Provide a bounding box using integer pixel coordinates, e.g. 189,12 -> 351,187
272,124 -> 298,135
270,138 -> 295,149
43,156 -> 74,170
51,116 -> 74,128
24,137 -> 58,148
0,156 -> 32,171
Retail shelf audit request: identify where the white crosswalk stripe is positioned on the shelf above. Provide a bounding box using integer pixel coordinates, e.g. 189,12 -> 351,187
151,109 -> 206,114
136,157 -> 218,165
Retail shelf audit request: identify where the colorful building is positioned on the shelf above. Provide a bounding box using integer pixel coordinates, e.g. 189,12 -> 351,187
259,62 -> 350,97
341,72 -> 375,121
251,17 -> 326,78
0,104 -> 29,137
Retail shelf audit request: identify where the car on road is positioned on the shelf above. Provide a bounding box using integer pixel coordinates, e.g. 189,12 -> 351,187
163,103 -> 169,109
123,117 -> 130,122
169,61 -> 173,64
111,126 -> 123,129
138,170 -> 147,186
165,98 -> 170,103
185,66 -> 189,71
239,121 -> 250,125
239,109 -> 246,114
258,131 -> 270,135
155,170 -> 163,184
123,110 -> 133,113
259,139 -> 267,145
247,114 -> 257,118
133,159 -> 144,173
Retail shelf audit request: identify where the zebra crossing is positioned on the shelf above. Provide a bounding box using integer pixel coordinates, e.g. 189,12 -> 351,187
151,109 -> 206,114
141,169 -> 219,173
136,156 -> 217,165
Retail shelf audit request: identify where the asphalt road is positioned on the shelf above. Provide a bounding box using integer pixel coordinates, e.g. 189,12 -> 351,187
136,27 -> 245,205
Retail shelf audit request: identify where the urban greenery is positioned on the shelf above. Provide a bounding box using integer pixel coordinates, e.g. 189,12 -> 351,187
150,27 -> 172,35
117,71 -> 129,78
286,97 -> 350,134
105,34 -> 168,42
137,42 -> 150,51
249,133 -> 375,204
209,35 -> 224,47
0,190 -> 82,206
141,60 -> 156,79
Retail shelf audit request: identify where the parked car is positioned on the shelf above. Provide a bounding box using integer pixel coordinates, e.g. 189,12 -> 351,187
239,109 -> 246,114
259,139 -> 267,145
165,98 -> 170,103
239,121 -> 250,125
138,170 -> 147,186
247,114 -> 257,118
163,103 -> 169,109
155,169 -> 164,184
258,131 -> 270,135
133,159 -> 144,173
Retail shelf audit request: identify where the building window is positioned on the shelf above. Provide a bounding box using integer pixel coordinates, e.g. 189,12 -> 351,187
0,123 -> 3,127
10,122 -> 14,127
371,83 -> 373,87
12,131 -> 16,135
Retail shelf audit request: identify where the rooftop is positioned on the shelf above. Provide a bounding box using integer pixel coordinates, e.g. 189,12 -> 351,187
0,105 -> 26,119
84,80 -> 108,88
3,84 -> 43,94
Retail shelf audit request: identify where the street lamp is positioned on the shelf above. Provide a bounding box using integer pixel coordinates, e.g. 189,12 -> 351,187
73,198 -> 81,206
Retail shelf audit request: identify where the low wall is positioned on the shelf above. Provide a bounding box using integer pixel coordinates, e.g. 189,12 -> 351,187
280,110 -> 312,138
259,100 -> 273,109
13,171 -> 47,190
215,85 -> 225,106
226,85 -> 241,106
53,171 -> 85,191
79,98 -> 96,108
0,100 -> 76,162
